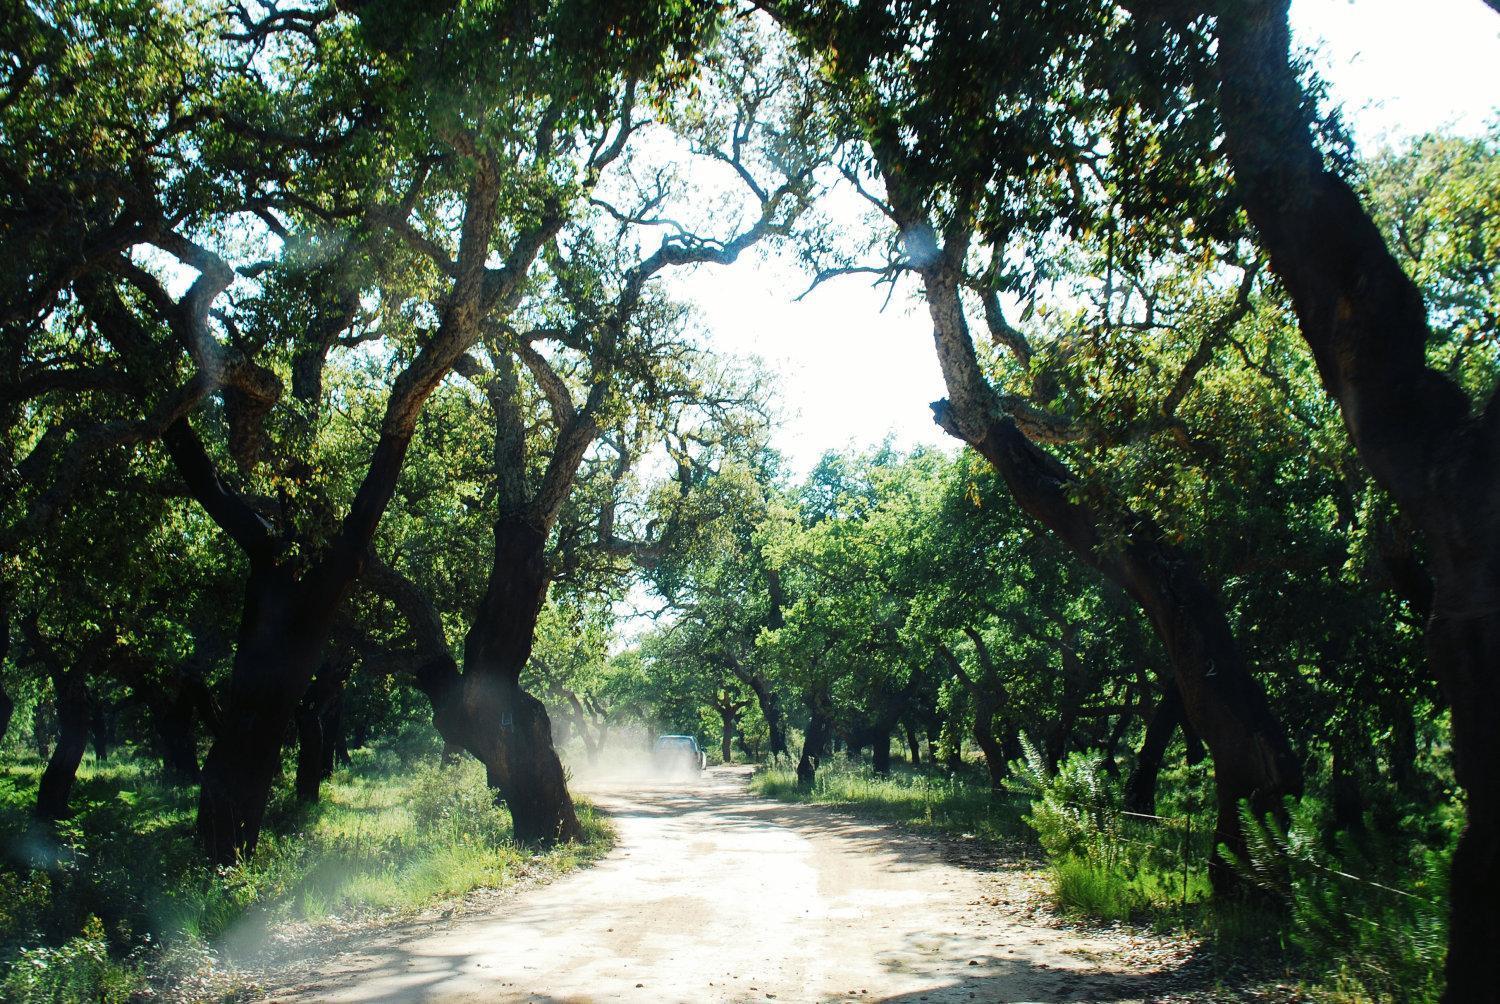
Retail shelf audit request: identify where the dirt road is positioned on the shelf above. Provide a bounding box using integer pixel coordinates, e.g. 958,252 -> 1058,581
264,766 -> 1189,1003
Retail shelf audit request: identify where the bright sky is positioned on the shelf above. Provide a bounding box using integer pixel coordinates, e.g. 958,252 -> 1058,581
665,1 -> 1500,477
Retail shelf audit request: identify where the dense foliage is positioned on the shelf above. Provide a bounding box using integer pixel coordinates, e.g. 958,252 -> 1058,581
1,1 -> 1494,1000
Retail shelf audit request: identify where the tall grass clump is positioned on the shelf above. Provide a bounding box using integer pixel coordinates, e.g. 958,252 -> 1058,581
1004,735 -> 1212,923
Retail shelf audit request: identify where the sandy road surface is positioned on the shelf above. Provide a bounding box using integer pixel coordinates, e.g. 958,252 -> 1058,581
263,766 -> 1185,1003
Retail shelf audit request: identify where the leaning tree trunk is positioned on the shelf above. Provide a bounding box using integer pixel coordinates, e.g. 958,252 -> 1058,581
1195,3 -> 1500,990
35,669 -> 90,820
1126,685 -> 1183,816
458,518 -> 581,843
902,211 -> 1301,891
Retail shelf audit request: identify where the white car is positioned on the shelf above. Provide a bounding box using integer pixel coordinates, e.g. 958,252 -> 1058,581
653,735 -> 706,776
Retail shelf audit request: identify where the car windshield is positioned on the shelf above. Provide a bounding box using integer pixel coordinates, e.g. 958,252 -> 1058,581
655,736 -> 695,752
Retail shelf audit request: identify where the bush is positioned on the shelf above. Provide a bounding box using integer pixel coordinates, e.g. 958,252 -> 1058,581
0,915 -> 140,1003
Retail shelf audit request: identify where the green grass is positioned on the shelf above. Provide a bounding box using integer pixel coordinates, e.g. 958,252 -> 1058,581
0,750 -> 613,1001
750,755 -> 1029,844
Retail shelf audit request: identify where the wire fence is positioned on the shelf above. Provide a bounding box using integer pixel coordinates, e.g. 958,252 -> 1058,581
768,755 -> 1437,916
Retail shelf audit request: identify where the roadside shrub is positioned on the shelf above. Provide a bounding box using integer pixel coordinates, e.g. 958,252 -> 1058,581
1007,735 -> 1210,921
406,757 -> 512,848
0,915 -> 141,1003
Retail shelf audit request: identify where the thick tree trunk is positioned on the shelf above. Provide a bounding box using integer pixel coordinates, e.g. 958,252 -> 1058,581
152,676 -> 204,783
720,710 -> 735,763
942,641 -> 1007,789
971,699 -> 1005,791
196,568 -> 333,862
158,708 -> 201,783
905,723 -> 922,765
871,728 -> 892,776
1330,738 -> 1364,834
1126,686 -> 1182,816
294,708 -> 323,804
1197,4 -> 1500,989
32,699 -> 50,758
1387,703 -> 1420,799
324,690 -> 350,773
740,669 -> 788,758
797,704 -> 832,785
36,669 -> 89,820
457,518 -> 582,843
295,663 -> 351,803
89,703 -> 111,762
0,601 -> 12,743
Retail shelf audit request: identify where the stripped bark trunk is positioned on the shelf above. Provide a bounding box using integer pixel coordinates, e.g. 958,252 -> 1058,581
871,728 -> 892,775
798,700 -> 833,785
295,662 -> 351,803
940,640 -> 1007,790
456,517 -> 582,843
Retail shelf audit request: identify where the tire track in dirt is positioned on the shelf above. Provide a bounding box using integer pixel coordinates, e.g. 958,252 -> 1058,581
261,765 -> 1198,1003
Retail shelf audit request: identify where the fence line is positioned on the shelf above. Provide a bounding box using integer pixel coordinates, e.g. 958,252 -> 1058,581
776,759 -> 1432,909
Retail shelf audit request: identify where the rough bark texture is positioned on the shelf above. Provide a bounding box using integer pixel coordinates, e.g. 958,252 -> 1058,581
195,565 -> 335,860
941,641 -> 1007,790
740,668 -> 789,757
295,662 -> 352,803
154,686 -> 202,783
1193,2 -> 1500,990
89,703 -> 112,761
0,602 -> 12,743
457,518 -> 582,843
871,728 -> 892,776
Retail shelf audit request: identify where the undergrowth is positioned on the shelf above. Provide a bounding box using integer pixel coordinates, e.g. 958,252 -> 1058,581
0,749 -> 612,1001
753,739 -> 1454,1003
